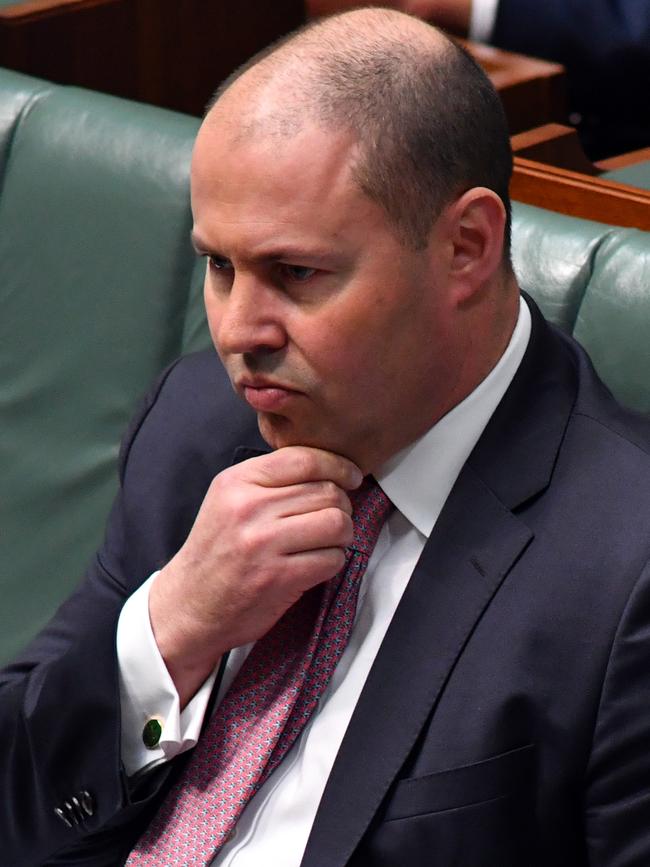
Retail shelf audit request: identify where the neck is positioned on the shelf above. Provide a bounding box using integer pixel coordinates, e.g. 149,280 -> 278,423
361,281 -> 522,476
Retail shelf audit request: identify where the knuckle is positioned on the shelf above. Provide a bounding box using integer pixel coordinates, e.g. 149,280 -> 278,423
330,547 -> 347,572
320,479 -> 341,503
219,487 -> 245,521
320,548 -> 347,579
206,471 -> 226,499
233,488 -> 258,521
252,454 -> 279,486
209,469 -> 242,506
237,524 -> 262,558
216,477 -> 261,523
326,507 -> 352,539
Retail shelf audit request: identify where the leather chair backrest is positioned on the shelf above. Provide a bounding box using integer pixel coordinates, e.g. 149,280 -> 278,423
511,202 -> 650,415
0,69 -> 207,661
0,69 -> 49,185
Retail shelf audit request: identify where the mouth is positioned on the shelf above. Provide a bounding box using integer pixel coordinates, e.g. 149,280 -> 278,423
236,378 -> 303,413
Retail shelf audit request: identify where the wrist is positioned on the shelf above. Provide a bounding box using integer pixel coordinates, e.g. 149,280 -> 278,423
149,566 -> 225,707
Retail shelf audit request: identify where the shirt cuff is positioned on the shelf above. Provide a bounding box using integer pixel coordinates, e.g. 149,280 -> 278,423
117,572 -> 219,777
469,0 -> 500,42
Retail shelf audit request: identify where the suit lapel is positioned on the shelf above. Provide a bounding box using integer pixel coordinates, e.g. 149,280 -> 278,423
301,469 -> 532,867
301,301 -> 579,867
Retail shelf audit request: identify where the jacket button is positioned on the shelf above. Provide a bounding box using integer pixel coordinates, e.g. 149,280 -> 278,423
80,790 -> 95,816
54,807 -> 72,828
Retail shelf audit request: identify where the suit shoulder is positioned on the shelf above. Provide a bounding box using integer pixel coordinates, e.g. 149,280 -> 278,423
120,349 -> 263,477
151,348 -> 234,415
573,404 -> 650,462
569,340 -> 650,465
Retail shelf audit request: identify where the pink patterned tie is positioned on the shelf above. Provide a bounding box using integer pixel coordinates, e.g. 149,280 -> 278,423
127,477 -> 392,866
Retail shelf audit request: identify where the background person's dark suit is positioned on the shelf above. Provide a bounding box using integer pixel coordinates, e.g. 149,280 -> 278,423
2,297 -> 650,866
491,0 -> 650,157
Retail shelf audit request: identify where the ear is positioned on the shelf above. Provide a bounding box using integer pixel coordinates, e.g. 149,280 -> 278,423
441,187 -> 507,305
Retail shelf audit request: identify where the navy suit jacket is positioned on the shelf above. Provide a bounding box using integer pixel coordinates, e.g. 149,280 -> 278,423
3,298 -> 650,865
492,0 -> 650,156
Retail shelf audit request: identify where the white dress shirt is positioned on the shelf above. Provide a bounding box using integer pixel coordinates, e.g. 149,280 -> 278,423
117,296 -> 531,865
469,0 -> 500,43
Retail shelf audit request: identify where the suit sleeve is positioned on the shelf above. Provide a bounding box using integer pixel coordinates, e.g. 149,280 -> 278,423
585,556 -> 650,864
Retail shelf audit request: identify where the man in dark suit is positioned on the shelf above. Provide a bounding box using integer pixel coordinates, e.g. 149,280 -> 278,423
3,8 -> 650,865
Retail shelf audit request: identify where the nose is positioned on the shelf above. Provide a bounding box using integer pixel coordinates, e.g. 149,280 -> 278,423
210,273 -> 287,358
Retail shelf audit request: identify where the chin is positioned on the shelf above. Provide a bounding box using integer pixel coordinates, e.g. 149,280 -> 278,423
257,414 -> 375,474
258,413 -> 340,454
256,413 -> 295,450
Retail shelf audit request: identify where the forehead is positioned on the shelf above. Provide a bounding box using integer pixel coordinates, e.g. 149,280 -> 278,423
190,116 -> 392,256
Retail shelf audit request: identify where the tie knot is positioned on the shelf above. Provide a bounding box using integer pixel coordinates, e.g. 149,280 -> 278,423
349,476 -> 393,555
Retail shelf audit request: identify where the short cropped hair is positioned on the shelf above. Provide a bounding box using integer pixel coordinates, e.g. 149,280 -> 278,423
211,16 -> 513,256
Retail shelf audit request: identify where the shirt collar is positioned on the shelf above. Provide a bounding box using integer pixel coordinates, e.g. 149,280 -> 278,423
376,296 -> 531,538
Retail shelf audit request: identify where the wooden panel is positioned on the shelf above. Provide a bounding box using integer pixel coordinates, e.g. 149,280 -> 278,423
0,0 -> 306,115
0,0 -> 138,99
133,0 -> 306,116
0,0 -> 91,15
511,124 -> 597,175
510,124 -> 650,217
596,147 -> 650,172
511,157 -> 650,231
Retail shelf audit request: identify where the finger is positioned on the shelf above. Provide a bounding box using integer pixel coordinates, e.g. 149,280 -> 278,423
244,446 -> 363,491
282,547 -> 349,591
274,508 -> 354,555
263,480 -> 354,518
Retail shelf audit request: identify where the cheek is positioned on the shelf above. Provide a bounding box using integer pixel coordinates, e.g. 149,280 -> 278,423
315,287 -> 394,359
306,317 -> 376,379
307,329 -> 388,414
204,281 -> 224,350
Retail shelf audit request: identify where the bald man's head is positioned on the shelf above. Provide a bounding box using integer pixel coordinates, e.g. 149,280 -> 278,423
206,8 -> 512,254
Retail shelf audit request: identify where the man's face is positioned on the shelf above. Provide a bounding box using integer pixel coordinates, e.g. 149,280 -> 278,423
191,117 -> 463,472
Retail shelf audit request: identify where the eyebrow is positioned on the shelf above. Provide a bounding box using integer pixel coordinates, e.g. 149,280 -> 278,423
190,230 -> 212,255
190,231 -> 336,266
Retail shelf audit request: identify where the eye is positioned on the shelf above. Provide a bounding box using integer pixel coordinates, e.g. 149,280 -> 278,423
281,264 -> 317,283
207,255 -> 233,272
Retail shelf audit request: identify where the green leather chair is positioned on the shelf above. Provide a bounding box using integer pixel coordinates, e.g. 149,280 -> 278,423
0,69 -> 209,661
1,68 -> 649,664
511,203 -> 650,415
